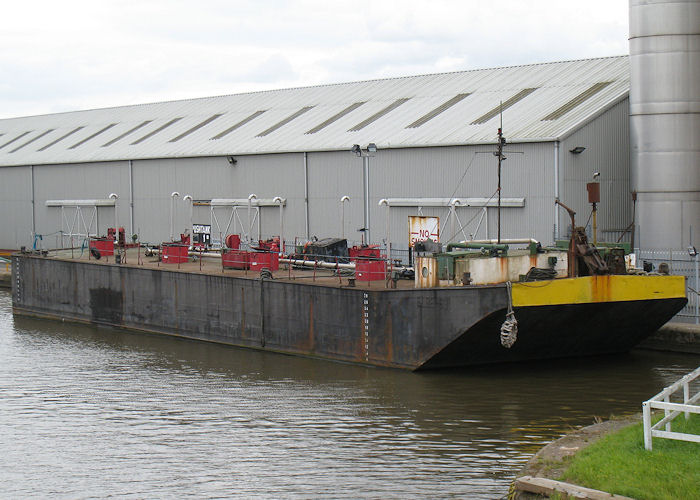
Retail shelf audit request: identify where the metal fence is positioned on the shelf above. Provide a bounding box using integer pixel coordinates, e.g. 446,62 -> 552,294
643,365 -> 700,450
637,248 -> 700,324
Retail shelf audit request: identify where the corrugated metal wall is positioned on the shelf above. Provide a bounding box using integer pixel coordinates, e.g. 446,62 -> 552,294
1,143 -> 559,251
31,161 -> 131,248
0,166 -> 32,249
132,154 -> 306,245
559,98 -> 631,243
306,151 -> 364,243
345,143 -> 556,248
0,119 -> 630,253
115,146 -> 560,248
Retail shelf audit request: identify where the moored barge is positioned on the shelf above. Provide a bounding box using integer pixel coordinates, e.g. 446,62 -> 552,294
11,236 -> 687,370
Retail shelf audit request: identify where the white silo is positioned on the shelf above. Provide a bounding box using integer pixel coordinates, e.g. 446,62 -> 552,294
629,0 -> 700,249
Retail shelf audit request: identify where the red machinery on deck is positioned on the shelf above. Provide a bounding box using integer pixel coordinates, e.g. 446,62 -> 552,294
89,238 -> 114,257
350,245 -> 386,281
225,234 -> 241,250
89,227 -> 124,257
162,234 -> 190,264
349,245 -> 380,261
250,251 -> 279,271
222,249 -> 250,269
222,234 -> 280,271
355,259 -> 386,281
222,234 -> 248,269
89,227 -> 138,259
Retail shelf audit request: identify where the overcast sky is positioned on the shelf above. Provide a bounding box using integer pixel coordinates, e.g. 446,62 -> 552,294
1,1 -> 629,119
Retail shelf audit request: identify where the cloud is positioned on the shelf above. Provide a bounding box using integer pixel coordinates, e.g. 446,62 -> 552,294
235,53 -> 299,84
0,0 -> 629,119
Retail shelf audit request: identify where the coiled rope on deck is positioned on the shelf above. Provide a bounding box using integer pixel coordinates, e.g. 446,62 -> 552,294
500,281 -> 518,348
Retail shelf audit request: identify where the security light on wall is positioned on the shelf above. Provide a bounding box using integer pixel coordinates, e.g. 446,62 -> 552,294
349,142 -> 378,244
569,146 -> 586,154
227,156 -> 237,165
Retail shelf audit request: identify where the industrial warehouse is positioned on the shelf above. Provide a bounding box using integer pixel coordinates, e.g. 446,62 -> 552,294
0,56 -> 635,253
5,45 -> 697,363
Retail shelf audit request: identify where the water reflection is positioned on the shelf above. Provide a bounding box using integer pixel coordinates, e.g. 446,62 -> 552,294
1,290 -> 697,498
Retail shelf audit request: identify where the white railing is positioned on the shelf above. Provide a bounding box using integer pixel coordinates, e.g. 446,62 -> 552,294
642,365 -> 700,450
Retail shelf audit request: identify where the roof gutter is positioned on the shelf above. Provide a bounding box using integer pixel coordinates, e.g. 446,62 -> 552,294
554,141 -> 560,242
303,152 -> 309,240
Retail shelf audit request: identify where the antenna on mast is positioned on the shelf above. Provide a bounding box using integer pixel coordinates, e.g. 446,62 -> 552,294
495,102 -> 506,244
476,102 -> 523,244
500,100 -> 503,130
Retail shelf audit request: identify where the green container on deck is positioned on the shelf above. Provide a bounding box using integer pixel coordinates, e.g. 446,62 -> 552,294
436,251 -> 468,280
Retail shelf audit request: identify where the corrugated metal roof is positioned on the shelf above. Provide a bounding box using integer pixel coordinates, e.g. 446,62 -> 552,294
0,56 -> 629,167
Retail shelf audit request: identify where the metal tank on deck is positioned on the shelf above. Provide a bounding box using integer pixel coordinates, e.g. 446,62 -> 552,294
629,0 -> 700,249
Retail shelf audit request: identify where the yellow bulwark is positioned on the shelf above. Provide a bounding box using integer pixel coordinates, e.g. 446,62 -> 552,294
511,275 -> 687,307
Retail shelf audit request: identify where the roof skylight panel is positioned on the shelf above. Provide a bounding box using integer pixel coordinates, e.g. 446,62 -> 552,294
256,106 -> 315,137
169,114 -> 223,142
0,131 -> 32,150
305,102 -> 365,134
69,123 -> 118,149
10,129 -> 55,153
37,127 -> 84,151
540,82 -> 612,121
102,121 -> 153,147
211,110 -> 267,140
348,98 -> 410,132
406,93 -> 471,128
470,88 -> 538,125
131,118 -> 183,145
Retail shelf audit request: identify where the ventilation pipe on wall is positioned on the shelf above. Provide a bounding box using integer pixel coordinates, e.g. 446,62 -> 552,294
248,193 -> 257,244
379,199 -> 390,263
273,196 -> 284,252
169,191 -> 179,241
450,199 -> 462,243
30,165 -> 35,241
553,141 -> 560,242
303,152 -> 309,240
183,195 -> 193,235
340,196 -> 350,239
109,193 -> 119,234
128,160 -> 134,239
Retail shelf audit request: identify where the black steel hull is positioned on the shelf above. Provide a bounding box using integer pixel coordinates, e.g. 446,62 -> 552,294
11,255 -> 686,370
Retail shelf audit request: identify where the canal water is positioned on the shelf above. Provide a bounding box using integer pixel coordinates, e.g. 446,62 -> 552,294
1,289 -> 697,499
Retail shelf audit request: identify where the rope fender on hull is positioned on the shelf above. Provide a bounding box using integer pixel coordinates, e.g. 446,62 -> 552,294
500,281 -> 518,348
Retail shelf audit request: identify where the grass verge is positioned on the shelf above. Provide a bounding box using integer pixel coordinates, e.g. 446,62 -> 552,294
559,413 -> 700,499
